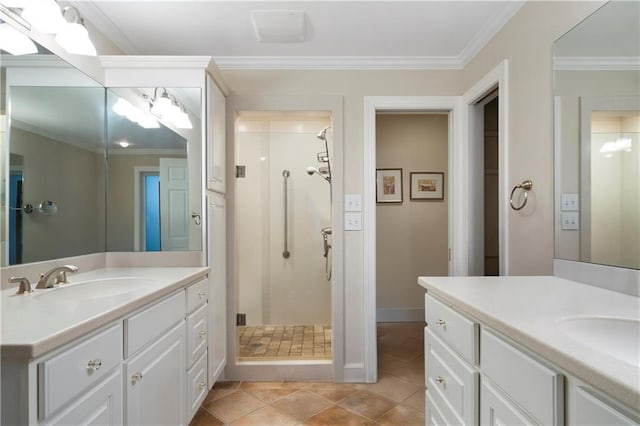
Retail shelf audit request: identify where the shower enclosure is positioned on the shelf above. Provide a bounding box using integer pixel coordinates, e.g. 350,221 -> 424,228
235,111 -> 332,361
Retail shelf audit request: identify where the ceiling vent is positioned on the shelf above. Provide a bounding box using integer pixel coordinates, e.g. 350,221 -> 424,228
250,10 -> 306,43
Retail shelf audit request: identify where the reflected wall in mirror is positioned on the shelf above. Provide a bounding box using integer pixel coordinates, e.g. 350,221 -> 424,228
554,0 -> 640,269
105,88 -> 202,252
1,44 -> 106,266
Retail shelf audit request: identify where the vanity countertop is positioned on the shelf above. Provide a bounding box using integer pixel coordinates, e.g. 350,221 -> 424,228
418,275 -> 640,410
1,267 -> 209,359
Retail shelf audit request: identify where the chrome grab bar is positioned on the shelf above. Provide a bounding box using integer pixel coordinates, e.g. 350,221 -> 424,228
282,170 -> 291,259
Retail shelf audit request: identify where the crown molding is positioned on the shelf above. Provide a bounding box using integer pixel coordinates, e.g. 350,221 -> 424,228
554,56 -> 640,71
459,0 -> 525,67
99,55 -> 213,69
0,54 -> 69,68
213,56 -> 463,70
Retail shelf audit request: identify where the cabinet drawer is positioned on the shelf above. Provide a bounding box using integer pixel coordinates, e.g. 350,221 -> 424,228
425,328 -> 478,425
125,290 -> 186,357
426,388 -> 463,425
187,303 -> 208,366
426,294 -> 479,365
426,391 -> 450,426
39,323 -> 122,419
186,277 -> 208,314
187,351 -> 208,421
481,329 -> 563,425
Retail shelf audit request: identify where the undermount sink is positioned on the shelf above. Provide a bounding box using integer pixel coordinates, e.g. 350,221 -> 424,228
32,277 -> 154,302
556,316 -> 640,367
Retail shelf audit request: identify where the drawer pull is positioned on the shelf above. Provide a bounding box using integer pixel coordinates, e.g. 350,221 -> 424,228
435,376 -> 446,386
199,381 -> 206,389
87,359 -> 102,372
198,292 -> 206,298
131,372 -> 143,384
199,330 -> 207,338
435,319 -> 447,328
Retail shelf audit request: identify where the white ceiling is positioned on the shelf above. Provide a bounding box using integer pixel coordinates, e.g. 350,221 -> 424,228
71,0 -> 525,69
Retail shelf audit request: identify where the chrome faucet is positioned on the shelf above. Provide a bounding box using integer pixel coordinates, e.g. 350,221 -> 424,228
36,265 -> 79,289
9,277 -> 33,295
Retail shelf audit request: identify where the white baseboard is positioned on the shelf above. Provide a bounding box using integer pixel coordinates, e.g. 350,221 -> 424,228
342,362 -> 367,383
376,308 -> 425,323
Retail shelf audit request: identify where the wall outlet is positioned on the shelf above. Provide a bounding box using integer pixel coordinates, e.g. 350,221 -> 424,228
345,212 -> 362,231
236,313 -> 246,326
561,212 -> 579,230
561,193 -> 579,211
345,194 -> 362,211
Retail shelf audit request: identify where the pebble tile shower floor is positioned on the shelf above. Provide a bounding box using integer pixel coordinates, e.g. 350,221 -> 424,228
191,322 -> 425,425
238,325 -> 332,361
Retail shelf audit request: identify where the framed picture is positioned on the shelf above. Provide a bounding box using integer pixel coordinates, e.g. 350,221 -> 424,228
410,172 -> 444,200
376,168 -> 403,203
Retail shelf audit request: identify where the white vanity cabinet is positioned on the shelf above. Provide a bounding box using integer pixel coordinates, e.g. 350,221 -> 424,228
570,383 -> 639,426
207,192 -> 227,384
206,74 -> 226,194
425,294 -> 564,426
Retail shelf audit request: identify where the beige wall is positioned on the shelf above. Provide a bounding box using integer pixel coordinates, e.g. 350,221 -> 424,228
106,153 -> 183,251
9,127 -> 103,263
376,114 -> 448,314
221,1 -> 606,374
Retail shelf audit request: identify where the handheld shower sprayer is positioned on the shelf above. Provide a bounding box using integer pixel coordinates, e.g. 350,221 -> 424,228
317,126 -> 330,141
306,166 -> 331,183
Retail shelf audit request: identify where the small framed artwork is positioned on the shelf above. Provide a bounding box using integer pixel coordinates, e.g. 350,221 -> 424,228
376,168 -> 403,203
410,172 -> 444,200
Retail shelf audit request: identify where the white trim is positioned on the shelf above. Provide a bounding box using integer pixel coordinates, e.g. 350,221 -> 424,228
458,1 -> 525,67
554,259 -> 640,297
554,96 -> 562,258
364,96 -> 466,384
0,55 -> 71,68
462,60 -> 509,275
133,166 -> 160,252
99,55 -> 212,69
376,308 -> 425,323
554,56 -> 640,71
214,56 -> 462,70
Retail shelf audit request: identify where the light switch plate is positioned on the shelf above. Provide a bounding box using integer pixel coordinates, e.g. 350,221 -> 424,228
561,212 -> 579,230
344,212 -> 362,231
561,193 -> 579,211
345,194 -> 362,211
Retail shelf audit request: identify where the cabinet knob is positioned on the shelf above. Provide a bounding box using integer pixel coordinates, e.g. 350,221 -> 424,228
131,372 -> 143,384
435,376 -> 446,386
199,382 -> 206,389
435,319 -> 447,328
87,359 -> 102,372
198,292 -> 206,298
199,330 -> 207,338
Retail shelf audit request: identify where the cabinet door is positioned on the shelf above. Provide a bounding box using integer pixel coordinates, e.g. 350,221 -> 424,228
481,380 -> 537,426
573,386 -> 638,425
125,322 -> 186,426
206,74 -> 226,193
45,369 -> 122,426
207,192 -> 227,385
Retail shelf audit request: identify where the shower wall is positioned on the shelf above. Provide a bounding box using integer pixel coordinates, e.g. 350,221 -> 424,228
237,115 -> 332,326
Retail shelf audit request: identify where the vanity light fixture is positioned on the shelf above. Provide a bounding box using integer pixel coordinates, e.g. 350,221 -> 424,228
20,0 -> 66,34
118,140 -> 131,148
147,88 -> 194,129
55,6 -> 96,56
0,22 -> 37,55
113,97 -> 160,129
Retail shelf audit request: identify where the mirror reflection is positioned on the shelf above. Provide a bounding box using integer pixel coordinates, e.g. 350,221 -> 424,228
1,46 -> 106,266
554,0 -> 640,269
106,88 -> 202,252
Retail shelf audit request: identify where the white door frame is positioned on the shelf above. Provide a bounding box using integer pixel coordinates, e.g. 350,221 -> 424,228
362,60 -> 509,382
463,60 -> 510,276
363,96 -> 467,383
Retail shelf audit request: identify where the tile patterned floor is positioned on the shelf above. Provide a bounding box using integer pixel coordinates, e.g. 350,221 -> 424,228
238,325 -> 332,361
192,322 -> 425,425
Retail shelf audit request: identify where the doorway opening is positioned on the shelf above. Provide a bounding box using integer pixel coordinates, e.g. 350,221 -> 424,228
480,91 -> 500,275
234,111 -> 333,363
141,172 -> 161,251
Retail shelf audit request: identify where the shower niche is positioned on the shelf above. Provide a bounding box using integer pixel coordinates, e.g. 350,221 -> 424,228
235,111 -> 333,362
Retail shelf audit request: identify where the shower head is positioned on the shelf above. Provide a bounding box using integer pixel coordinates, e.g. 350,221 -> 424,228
306,166 -> 318,176
317,126 -> 331,141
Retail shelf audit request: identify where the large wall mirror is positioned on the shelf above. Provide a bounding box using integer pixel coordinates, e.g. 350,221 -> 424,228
1,28 -> 203,266
554,0 -> 640,270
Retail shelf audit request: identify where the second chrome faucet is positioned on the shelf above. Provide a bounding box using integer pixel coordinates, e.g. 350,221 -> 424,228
36,265 -> 79,289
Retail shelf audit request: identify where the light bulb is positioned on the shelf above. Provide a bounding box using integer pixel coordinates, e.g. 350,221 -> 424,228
21,0 -> 66,34
0,23 -> 38,55
55,22 -> 97,56
118,140 -> 131,148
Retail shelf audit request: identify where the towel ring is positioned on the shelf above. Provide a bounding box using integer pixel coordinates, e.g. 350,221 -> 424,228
510,180 -> 533,211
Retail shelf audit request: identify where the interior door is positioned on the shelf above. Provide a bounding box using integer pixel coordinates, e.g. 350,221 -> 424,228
160,158 -> 189,250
